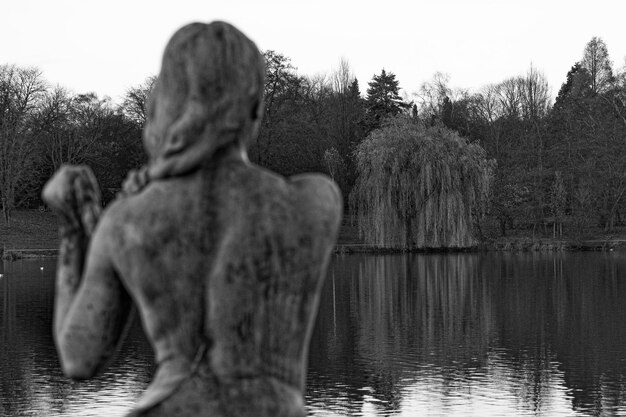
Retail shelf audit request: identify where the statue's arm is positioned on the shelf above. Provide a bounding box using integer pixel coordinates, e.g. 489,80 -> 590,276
43,166 -> 134,379
55,218 -> 134,379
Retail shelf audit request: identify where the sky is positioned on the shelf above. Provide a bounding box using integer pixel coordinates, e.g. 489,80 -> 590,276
3,0 -> 626,103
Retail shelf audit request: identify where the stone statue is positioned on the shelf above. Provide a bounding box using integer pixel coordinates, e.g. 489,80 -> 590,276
42,21 -> 342,416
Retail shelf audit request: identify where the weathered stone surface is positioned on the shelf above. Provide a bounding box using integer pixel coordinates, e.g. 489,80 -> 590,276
43,21 -> 342,416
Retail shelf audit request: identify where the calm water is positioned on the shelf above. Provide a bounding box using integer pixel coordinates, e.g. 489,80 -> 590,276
2,253 -> 626,416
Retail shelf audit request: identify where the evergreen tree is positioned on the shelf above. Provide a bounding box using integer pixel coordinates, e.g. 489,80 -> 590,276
345,78 -> 365,149
364,69 -> 410,131
343,78 -> 366,201
348,78 -> 361,98
554,63 -> 583,110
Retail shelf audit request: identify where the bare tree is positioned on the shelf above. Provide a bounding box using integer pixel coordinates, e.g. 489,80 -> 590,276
497,77 -> 522,118
519,65 -> 551,122
256,50 -> 300,166
0,65 -> 47,222
518,65 -> 551,229
414,72 -> 453,118
121,75 -> 157,127
581,37 -> 614,94
331,58 -> 353,95
34,86 -> 74,170
471,84 -> 505,156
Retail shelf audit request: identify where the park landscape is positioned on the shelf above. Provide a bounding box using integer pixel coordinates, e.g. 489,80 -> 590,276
4,27 -> 626,417
2,37 -> 626,255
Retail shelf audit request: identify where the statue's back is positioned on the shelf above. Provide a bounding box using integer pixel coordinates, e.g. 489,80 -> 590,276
108,158 -> 340,416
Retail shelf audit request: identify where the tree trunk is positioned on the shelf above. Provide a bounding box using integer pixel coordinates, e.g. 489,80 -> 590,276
405,215 -> 412,250
2,203 -> 9,225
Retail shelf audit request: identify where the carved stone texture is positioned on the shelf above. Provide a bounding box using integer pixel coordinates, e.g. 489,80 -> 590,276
42,21 -> 342,417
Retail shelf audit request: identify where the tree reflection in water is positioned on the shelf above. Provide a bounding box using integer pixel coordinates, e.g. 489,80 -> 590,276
0,259 -> 156,417
2,255 -> 626,416
307,253 -> 626,416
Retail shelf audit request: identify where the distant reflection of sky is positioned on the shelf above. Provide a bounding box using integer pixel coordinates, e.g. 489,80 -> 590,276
307,354 -> 584,416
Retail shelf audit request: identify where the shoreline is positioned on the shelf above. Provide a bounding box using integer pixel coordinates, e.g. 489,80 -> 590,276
334,238 -> 626,254
4,238 -> 626,261
4,211 -> 626,260
1,248 -> 59,261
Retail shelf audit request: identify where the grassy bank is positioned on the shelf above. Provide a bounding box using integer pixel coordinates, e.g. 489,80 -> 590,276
1,210 -> 58,251
2,211 -> 364,250
1,210 -> 367,259
337,219 -> 626,253
3,210 -> 626,259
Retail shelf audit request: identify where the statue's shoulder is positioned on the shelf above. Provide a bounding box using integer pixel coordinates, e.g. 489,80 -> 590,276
94,192 -> 155,248
289,173 -> 343,230
236,165 -> 342,234
101,191 -> 146,223
104,179 -> 178,221
90,198 -> 132,243
289,173 -> 341,204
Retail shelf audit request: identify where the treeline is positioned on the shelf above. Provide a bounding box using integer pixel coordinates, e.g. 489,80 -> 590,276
253,38 -> 626,238
0,67 -> 155,222
423,37 -> 626,237
3,37 -> 626,238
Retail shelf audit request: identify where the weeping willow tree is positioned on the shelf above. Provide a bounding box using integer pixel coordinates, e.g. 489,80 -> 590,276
350,115 -> 494,249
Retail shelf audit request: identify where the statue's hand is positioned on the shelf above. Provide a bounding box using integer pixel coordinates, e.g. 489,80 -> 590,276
119,166 -> 150,198
42,165 -> 102,236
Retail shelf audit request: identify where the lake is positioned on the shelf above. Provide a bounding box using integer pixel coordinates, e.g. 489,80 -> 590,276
2,252 -> 626,416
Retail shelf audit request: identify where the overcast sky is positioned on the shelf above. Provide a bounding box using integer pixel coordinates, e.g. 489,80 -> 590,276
4,0 -> 626,103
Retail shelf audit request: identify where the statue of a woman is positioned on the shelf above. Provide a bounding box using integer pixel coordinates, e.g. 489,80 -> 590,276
42,21 -> 342,416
